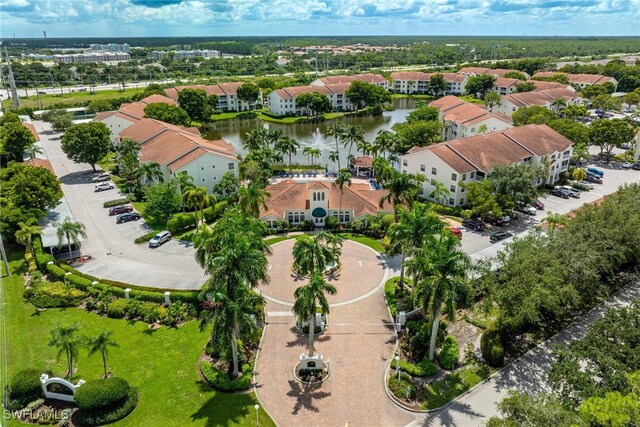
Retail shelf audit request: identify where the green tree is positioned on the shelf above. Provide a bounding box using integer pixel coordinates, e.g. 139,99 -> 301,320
207,94 -> 220,112
142,83 -> 166,97
0,111 -> 21,126
372,156 -> 394,184
580,84 -> 608,99
484,91 -> 501,112
428,179 -> 450,205
465,74 -> 496,98
43,110 -> 74,132
345,81 -> 390,110
177,88 -> 211,122
143,103 -> 191,126
487,391 -> 586,427
463,180 -> 502,218
1,162 -> 62,214
562,104 -> 588,119
342,125 -> 364,161
589,118 -> 635,158
213,171 -> 240,197
144,182 -> 181,224
591,93 -> 621,111
512,105 -> 558,126
236,82 -> 260,110
292,232 -> 342,277
238,182 -> 270,218
14,221 -> 41,256
87,99 -> 113,113
116,138 -> 141,182
87,331 -> 119,378
379,171 -> 425,222
293,272 -> 337,356
335,171 -> 352,215
374,130 -> 400,159
548,119 -> 590,146
571,167 -> 587,182
544,212 -> 567,235
391,120 -> 441,153
0,121 -> 36,164
571,143 -> 590,164
489,163 -> 544,209
296,92 -> 332,119
622,91 -> 640,108
428,73 -> 448,96
515,81 -> 536,92
413,233 -> 470,360
503,71 -> 528,80
56,218 -> 87,260
49,323 -> 84,379
275,136 -> 300,173
243,128 -> 270,152
579,372 -> 640,427
182,186 -> 216,231
134,161 -> 164,187
325,122 -> 346,170
406,105 -> 440,123
302,146 -> 321,166
60,122 -> 111,172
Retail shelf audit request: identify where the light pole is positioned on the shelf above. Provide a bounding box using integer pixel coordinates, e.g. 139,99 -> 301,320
254,404 -> 260,427
395,355 -> 400,381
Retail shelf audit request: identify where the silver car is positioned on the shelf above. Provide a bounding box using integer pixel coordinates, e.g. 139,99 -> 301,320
149,231 -> 171,248
559,185 -> 581,199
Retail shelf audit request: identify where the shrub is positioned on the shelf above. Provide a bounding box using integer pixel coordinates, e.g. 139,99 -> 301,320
45,263 -> 67,281
107,299 -> 128,318
6,368 -> 44,410
33,237 -> 54,270
24,252 -> 38,273
75,387 -> 138,426
134,231 -> 158,244
103,197 -> 130,208
388,372 -> 416,400
166,212 -> 197,233
75,377 -> 131,411
439,335 -> 460,370
384,278 -> 398,317
29,281 -> 85,308
66,274 -> 93,291
481,327 -> 505,367
398,358 -> 438,377
200,362 -> 253,391
203,200 -> 228,223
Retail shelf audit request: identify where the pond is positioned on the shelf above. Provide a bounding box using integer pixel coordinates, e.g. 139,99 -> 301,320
202,98 -> 418,170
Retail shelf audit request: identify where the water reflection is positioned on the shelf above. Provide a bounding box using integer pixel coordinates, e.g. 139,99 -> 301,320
202,98 -> 417,170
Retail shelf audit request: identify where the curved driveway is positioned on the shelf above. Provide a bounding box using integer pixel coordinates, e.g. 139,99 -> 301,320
255,239 -> 413,427
36,121 -> 206,290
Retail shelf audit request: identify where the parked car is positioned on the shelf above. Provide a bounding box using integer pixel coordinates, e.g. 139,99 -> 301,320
633,162 -> 640,171
489,231 -> 513,243
621,161 -> 633,169
461,218 -> 485,231
587,167 -> 604,177
94,182 -> 115,192
108,205 -> 134,216
559,186 -> 581,199
585,173 -> 603,184
115,212 -> 141,224
578,180 -> 595,190
149,230 -> 171,247
550,188 -> 571,199
620,142 -> 632,150
448,227 -> 462,238
516,204 -> 537,215
92,172 -> 111,182
484,213 -> 510,226
532,200 -> 545,210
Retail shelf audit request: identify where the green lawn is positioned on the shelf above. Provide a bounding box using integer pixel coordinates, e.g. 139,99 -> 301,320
3,87 -> 142,110
264,235 -> 296,246
1,248 -> 274,427
458,96 -> 486,105
336,233 -> 384,253
390,94 -> 435,100
419,364 -> 492,410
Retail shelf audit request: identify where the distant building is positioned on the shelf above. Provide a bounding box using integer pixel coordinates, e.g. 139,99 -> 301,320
268,83 -> 354,116
152,49 -> 220,61
53,52 -> 130,64
493,89 -> 583,117
457,67 -> 531,79
532,72 -> 618,91
89,43 -> 130,53
310,73 -> 389,91
390,72 -> 467,95
164,82 -> 249,112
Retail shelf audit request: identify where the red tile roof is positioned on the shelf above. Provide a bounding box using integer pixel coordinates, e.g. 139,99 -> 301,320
23,122 -> 40,141
24,158 -> 54,174
502,88 -> 580,108
532,72 -> 616,86
164,82 -> 244,100
430,95 -> 510,127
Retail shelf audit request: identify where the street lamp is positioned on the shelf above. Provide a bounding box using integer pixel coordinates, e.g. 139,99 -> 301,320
395,355 -> 400,381
254,404 -> 260,427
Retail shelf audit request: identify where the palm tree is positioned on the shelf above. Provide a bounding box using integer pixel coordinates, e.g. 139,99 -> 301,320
49,323 -> 84,379
28,144 -> 45,160
238,183 -> 271,218
379,172 -> 425,222
182,186 -> 216,231
387,204 -> 444,286
303,146 -> 321,166
56,218 -> 87,260
117,138 -> 141,181
374,130 -> 398,159
429,179 -> 450,205
88,331 -> 119,378
171,173 -> 195,212
372,157 -> 394,184
342,125 -> 365,161
413,233 -> 471,361
571,167 -> 587,182
243,128 -> 269,152
335,171 -> 352,218
328,151 -> 340,170
135,161 -> 164,188
552,98 -> 567,115
276,136 -> 300,173
292,232 -> 340,276
544,212 -> 567,235
325,123 -> 346,170
303,146 -> 314,166
356,140 -> 374,157
15,222 -> 41,255
309,147 -> 321,167
292,271 -> 337,356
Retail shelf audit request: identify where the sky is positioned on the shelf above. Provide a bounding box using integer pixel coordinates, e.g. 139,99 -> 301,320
1,0 -> 639,38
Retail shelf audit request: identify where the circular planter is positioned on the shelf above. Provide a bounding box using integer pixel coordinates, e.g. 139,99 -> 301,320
293,361 -> 330,385
291,261 -> 342,278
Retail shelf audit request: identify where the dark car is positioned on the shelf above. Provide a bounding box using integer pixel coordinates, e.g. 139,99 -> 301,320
490,231 -> 513,243
462,218 -> 485,231
550,188 -> 570,199
108,205 -> 134,216
116,212 -> 141,224
585,173 -> 603,184
632,162 -> 640,171
532,200 -> 545,210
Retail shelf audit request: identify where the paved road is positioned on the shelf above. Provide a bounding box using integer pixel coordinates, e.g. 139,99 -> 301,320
36,121 -> 206,289
407,281 -> 640,427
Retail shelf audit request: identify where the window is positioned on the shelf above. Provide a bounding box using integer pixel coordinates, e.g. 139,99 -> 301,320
313,192 -> 317,201
294,213 -> 299,223
450,185 -> 456,193
344,212 -> 350,222
288,213 -> 293,222
470,171 -> 475,179
431,167 -> 437,175
460,198 -> 465,205
461,186 -> 465,193
202,178 -> 205,182
448,197 -> 455,206
181,171 -> 188,175
476,171 -> 485,178
300,213 -> 305,221
402,159 -> 408,166
523,156 -> 532,163
201,167 -> 204,171
212,165 -> 215,168
322,192 -> 325,201
228,163 -> 234,170
451,173 -> 457,181
420,164 -> 426,172
461,174 -> 466,181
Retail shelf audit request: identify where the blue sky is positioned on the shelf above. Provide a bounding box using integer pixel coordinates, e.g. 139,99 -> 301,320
1,0 -> 639,38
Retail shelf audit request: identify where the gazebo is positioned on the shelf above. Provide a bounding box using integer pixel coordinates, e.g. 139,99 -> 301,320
350,156 -> 373,177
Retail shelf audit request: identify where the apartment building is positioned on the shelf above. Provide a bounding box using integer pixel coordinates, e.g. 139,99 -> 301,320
458,67 -> 531,79
493,88 -> 583,116
390,72 -> 468,95
532,72 -> 618,91
268,83 -> 354,115
310,73 -> 390,90
53,52 -> 130,64
164,83 -> 250,112
89,43 -> 130,53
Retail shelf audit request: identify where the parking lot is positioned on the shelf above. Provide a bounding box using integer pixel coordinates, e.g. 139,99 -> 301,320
35,121 -> 207,290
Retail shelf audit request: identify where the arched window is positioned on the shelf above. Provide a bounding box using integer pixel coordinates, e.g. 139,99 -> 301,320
345,212 -> 350,222
321,192 -> 325,201
300,213 -> 305,221
313,192 -> 317,201
288,212 -> 293,222
294,213 -> 299,223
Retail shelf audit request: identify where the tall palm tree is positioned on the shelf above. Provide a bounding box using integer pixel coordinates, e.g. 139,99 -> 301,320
56,218 -> 87,260
552,98 -> 567,115
342,125 -> 365,161
372,157 -> 394,184
276,136 -> 300,173
413,233 -> 471,361
135,161 -> 164,186
182,186 -> 216,231
374,130 -> 400,159
544,212 -> 567,235
335,172 -> 352,218
15,222 -> 42,255
303,146 -> 321,166
309,147 -> 321,167
292,271 -> 337,356
328,150 -> 340,171
243,128 -> 269,152
303,146 -> 314,166
292,232 -> 340,276
387,204 -> 444,286
266,129 -> 284,148
238,183 -> 271,218
379,172 -> 425,222
49,323 -> 84,379
171,173 -> 195,212
325,123 -> 346,170
429,179 -> 450,205
356,140 -> 374,157
88,331 -> 119,378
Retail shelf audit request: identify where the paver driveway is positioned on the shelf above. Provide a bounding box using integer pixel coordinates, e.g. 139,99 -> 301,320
255,239 -> 414,427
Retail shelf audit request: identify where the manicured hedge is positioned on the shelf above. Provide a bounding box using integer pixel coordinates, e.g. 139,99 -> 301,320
107,299 -> 128,318
46,263 -> 67,281
6,368 -> 44,410
75,386 -> 138,426
167,212 -> 197,234
438,335 -> 459,370
481,327 -> 505,367
134,231 -> 158,244
75,377 -> 131,411
384,278 -> 399,317
33,237 -> 54,270
200,362 -> 253,391
103,197 -> 130,208
399,358 -> 438,377
29,281 -> 85,308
